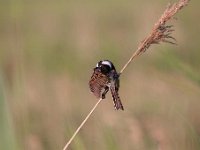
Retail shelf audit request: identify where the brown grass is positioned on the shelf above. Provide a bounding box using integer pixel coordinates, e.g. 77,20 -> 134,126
63,0 -> 190,149
120,0 -> 190,74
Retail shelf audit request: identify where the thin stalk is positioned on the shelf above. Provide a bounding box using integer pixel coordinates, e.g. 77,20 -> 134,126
63,98 -> 102,150
62,0 -> 189,149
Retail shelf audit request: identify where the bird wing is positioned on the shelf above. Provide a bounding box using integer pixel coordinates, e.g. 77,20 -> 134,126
89,69 -> 109,99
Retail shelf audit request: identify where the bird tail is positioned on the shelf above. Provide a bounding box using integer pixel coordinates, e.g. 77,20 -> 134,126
110,87 -> 124,110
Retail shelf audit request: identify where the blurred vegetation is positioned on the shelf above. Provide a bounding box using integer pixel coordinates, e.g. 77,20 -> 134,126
0,0 -> 200,150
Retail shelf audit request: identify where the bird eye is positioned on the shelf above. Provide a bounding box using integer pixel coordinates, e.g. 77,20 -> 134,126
96,61 -> 103,68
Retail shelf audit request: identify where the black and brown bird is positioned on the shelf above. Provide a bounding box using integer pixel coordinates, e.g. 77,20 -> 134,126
89,60 -> 124,110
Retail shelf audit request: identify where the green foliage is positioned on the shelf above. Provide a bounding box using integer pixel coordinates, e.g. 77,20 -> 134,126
0,76 -> 19,150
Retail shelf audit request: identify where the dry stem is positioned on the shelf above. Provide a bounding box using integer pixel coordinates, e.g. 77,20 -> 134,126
63,99 -> 102,150
120,0 -> 189,74
62,0 -> 190,149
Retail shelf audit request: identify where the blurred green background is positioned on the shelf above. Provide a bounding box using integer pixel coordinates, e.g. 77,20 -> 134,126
0,0 -> 200,150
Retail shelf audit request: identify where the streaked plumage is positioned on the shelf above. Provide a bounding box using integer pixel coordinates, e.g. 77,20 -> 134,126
89,60 -> 124,110
89,67 -> 109,99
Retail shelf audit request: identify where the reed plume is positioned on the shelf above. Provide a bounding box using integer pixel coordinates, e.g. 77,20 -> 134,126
120,0 -> 190,74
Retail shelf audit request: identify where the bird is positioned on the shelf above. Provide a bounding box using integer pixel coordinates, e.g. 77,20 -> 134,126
89,60 -> 124,110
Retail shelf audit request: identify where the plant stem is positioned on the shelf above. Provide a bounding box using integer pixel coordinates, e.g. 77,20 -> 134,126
63,98 -> 102,150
